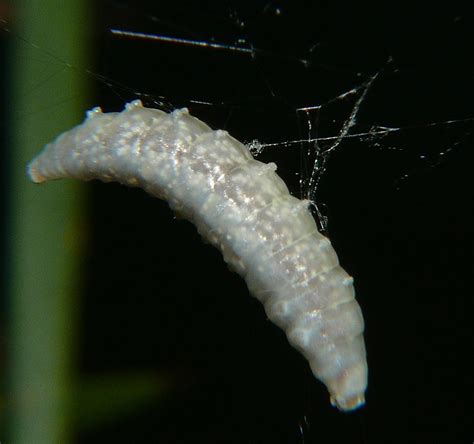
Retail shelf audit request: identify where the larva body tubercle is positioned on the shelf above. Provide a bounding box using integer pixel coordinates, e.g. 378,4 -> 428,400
28,100 -> 367,411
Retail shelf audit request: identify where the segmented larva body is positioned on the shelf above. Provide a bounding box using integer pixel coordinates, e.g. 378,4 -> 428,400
28,100 -> 367,411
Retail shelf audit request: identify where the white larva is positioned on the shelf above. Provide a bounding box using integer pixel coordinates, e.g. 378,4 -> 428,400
28,100 -> 367,411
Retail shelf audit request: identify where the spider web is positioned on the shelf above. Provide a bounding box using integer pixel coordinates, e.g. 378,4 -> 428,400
101,2 -> 472,239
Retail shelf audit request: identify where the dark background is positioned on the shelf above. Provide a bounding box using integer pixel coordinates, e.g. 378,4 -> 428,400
3,1 -> 474,443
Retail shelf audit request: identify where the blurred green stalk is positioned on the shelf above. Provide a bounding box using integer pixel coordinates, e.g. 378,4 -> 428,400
7,1 -> 90,442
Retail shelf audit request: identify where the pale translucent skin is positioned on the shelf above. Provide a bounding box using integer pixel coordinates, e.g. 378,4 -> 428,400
28,100 -> 367,410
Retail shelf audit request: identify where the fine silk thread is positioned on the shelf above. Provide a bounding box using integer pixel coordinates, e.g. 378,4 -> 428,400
28,100 -> 367,410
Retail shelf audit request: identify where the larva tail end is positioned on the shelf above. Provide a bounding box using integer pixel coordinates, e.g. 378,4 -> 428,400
330,393 -> 365,412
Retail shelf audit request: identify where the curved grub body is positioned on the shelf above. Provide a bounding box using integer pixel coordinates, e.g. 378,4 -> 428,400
28,100 -> 367,410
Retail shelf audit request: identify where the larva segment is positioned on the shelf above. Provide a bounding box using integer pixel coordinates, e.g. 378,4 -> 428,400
27,100 -> 368,411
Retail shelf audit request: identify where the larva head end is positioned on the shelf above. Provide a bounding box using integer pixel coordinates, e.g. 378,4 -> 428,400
27,161 -> 46,184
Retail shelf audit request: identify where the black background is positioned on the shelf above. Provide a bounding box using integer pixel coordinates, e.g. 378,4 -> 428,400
4,1 -> 474,443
